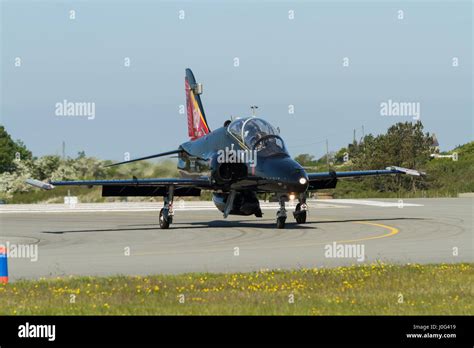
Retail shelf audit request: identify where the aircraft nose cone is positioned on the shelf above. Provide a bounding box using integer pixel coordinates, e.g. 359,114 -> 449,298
288,168 -> 309,193
261,157 -> 308,193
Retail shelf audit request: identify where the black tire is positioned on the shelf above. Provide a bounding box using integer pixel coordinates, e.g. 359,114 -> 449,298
295,211 -> 307,224
276,216 -> 286,229
159,208 -> 170,229
294,203 -> 307,224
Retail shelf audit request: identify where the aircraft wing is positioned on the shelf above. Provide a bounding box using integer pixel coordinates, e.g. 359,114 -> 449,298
306,166 -> 425,190
26,177 -> 212,197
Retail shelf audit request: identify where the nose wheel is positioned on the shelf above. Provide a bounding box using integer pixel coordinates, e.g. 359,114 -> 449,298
276,215 -> 286,229
276,195 -> 287,229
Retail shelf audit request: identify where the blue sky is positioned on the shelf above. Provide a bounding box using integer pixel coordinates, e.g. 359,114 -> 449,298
1,0 -> 472,161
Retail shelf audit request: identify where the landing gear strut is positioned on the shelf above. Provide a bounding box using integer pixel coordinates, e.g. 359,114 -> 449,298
293,194 -> 308,224
159,186 -> 174,229
223,190 -> 236,219
276,195 -> 287,229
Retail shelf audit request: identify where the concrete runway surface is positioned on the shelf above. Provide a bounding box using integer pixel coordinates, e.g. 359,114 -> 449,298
0,198 -> 472,281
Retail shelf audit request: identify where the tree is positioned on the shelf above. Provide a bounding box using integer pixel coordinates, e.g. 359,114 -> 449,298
352,121 -> 432,192
0,126 -> 32,173
294,154 -> 318,167
32,155 -> 62,181
0,160 -> 34,199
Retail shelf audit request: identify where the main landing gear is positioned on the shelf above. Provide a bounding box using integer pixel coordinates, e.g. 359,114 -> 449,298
293,194 -> 308,224
276,194 -> 308,228
159,186 -> 174,229
276,196 -> 287,229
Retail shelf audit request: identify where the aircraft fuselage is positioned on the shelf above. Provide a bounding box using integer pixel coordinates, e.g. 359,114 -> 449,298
177,124 -> 309,195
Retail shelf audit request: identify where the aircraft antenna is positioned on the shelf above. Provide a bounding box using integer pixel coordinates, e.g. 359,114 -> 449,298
250,105 -> 258,116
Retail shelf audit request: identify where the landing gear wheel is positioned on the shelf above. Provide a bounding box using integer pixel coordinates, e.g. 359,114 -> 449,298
294,203 -> 307,224
159,208 -> 170,229
295,211 -> 307,224
276,216 -> 286,229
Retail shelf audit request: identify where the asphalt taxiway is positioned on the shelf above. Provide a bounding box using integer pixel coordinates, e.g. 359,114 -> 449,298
0,198 -> 471,280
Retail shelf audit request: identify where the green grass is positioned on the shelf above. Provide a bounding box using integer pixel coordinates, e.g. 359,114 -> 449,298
1,263 -> 472,315
8,186 -> 106,204
331,182 -> 465,199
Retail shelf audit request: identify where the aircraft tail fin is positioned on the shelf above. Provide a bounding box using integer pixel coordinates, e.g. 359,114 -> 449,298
185,68 -> 210,140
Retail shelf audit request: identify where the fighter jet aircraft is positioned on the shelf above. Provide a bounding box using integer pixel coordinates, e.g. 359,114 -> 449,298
27,69 -> 424,229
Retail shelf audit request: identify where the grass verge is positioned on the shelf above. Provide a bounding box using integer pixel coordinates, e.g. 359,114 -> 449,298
1,263 -> 472,315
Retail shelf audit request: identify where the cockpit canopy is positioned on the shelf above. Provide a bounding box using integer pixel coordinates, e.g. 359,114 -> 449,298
227,117 -> 288,156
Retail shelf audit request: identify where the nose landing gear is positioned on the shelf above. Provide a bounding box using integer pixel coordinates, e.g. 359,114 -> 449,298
159,186 -> 174,229
275,194 -> 308,228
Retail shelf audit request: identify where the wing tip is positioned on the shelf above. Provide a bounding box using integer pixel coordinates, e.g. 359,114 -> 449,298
26,178 -> 55,190
386,166 -> 426,177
